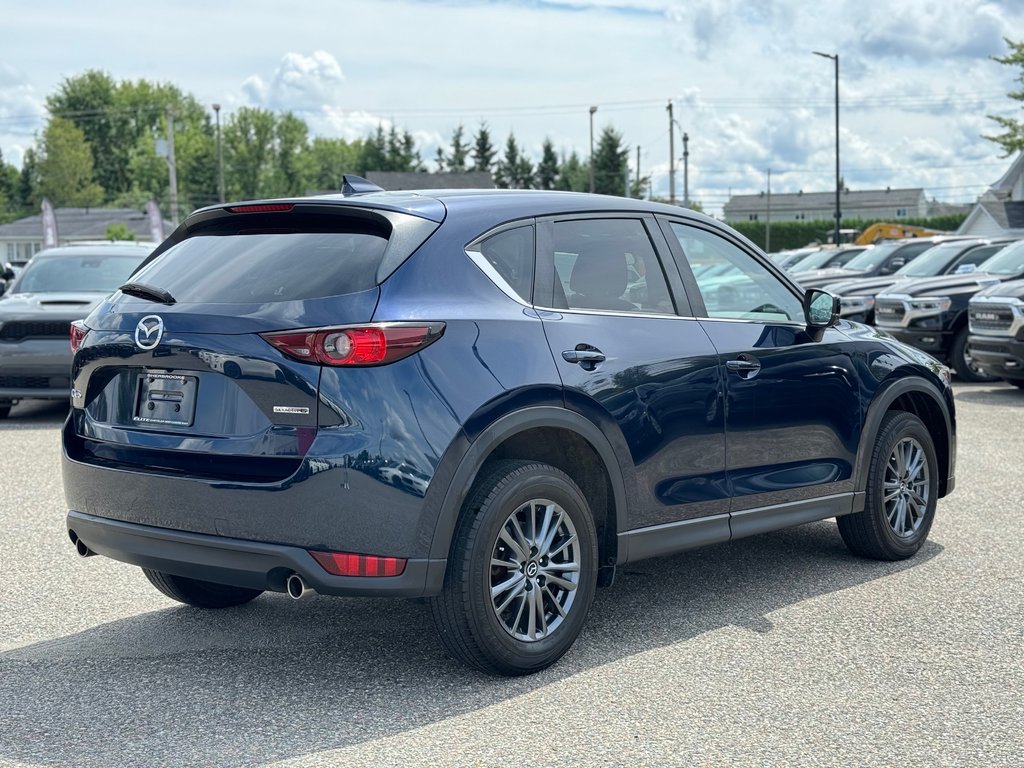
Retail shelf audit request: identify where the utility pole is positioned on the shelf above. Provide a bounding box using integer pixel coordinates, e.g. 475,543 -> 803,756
165,107 -> 179,226
682,132 -> 690,208
589,106 -> 598,194
667,100 -> 676,204
213,103 -> 225,203
636,145 -> 641,199
766,168 -> 772,253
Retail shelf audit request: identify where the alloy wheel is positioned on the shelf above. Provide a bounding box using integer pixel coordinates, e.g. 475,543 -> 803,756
489,498 -> 581,642
883,437 -> 931,538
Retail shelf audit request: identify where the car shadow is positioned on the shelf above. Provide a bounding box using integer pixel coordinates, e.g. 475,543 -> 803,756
952,382 -> 1024,406
1,400 -> 69,427
0,521 -> 942,767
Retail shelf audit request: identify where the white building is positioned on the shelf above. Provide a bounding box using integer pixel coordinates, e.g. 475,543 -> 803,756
957,153 -> 1024,237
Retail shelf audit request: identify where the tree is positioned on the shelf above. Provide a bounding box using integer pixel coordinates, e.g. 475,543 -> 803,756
46,71 -> 122,196
556,151 -> 588,192
274,112 -> 312,196
105,223 -> 135,241
0,148 -> 21,222
223,107 -> 277,199
361,125 -> 388,173
537,139 -> 559,190
985,37 -> 1024,156
18,148 -> 38,210
592,126 -> 629,196
307,137 -> 364,192
494,133 -> 535,189
446,125 -> 469,172
471,122 -> 496,174
36,117 -> 105,206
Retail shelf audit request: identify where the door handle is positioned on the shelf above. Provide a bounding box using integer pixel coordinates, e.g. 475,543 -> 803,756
726,356 -> 761,378
562,349 -> 606,368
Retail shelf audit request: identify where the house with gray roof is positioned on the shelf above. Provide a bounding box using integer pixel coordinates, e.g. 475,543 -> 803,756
365,171 -> 494,191
0,206 -> 172,265
957,153 -> 1024,237
723,187 -> 928,223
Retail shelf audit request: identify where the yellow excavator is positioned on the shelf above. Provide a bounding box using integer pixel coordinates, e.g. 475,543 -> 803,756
849,222 -> 947,246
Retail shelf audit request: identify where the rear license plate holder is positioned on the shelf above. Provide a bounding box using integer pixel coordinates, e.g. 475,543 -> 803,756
133,372 -> 198,427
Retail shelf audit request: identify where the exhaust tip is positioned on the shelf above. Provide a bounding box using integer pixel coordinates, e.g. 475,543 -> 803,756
75,537 -> 94,558
286,573 -> 313,600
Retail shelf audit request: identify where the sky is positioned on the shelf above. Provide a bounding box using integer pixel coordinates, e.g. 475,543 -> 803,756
1,0 -> 1022,218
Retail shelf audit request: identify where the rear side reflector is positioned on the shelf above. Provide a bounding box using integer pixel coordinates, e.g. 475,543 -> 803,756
70,320 -> 89,353
261,323 -> 444,367
227,203 -> 295,214
310,550 -> 407,577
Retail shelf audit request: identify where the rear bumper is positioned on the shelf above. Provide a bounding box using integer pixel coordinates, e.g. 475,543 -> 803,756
966,335 -> 1024,382
67,510 -> 447,598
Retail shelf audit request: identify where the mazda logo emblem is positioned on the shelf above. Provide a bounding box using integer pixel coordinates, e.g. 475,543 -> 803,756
134,315 -> 164,350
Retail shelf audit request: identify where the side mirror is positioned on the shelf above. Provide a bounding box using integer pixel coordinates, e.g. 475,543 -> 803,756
804,288 -> 840,331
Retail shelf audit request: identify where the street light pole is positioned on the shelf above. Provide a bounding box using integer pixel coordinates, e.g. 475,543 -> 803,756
814,50 -> 840,246
589,106 -> 598,193
213,103 -> 225,204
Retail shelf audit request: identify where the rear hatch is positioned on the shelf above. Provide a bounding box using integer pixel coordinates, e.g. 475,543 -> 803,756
67,201 -> 442,483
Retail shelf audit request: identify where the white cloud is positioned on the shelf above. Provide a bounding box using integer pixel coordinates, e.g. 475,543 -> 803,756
243,51 -> 346,112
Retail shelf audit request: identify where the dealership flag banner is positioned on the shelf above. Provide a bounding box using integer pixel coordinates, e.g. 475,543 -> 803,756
41,198 -> 59,248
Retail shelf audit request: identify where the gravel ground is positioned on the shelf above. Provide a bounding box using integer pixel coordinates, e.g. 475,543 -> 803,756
0,385 -> 1021,767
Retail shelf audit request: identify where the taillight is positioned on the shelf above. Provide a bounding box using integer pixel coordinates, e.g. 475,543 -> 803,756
309,550 -> 407,577
70,320 -> 89,353
261,323 -> 444,366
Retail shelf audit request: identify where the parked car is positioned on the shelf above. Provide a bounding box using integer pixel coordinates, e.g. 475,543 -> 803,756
966,279 -> 1024,388
874,239 -> 1024,381
0,241 -> 155,418
64,183 -> 956,675
797,236 -> 970,291
769,247 -> 821,270
821,238 -> 1016,324
787,245 -> 868,274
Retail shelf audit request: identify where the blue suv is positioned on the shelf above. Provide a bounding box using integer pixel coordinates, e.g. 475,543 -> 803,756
63,180 -> 956,675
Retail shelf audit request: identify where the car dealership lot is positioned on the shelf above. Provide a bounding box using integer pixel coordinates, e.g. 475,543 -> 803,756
1,386 -> 1021,768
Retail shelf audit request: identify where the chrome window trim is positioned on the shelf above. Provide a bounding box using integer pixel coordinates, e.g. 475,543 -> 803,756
464,247 -> 532,307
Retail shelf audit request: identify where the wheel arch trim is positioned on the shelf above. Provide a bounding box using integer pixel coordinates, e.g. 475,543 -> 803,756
853,375 -> 955,498
427,406 -> 629,563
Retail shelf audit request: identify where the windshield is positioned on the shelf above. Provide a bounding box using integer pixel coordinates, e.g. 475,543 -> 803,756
791,247 -> 862,272
839,241 -> 903,272
12,252 -> 148,293
894,242 -> 964,277
978,241 -> 1024,276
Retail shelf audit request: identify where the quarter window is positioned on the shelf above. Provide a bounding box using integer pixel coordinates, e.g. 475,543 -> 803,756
476,226 -> 535,303
551,219 -> 673,314
669,222 -> 803,323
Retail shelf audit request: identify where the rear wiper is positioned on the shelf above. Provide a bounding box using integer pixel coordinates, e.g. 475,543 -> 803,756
119,282 -> 176,305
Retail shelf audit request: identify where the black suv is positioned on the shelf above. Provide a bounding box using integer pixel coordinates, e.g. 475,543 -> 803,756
875,240 -> 1024,382
63,183 -> 956,675
967,279 -> 1024,387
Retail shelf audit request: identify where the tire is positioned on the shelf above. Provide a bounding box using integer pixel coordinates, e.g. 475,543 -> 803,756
838,411 -> 939,560
430,460 -> 599,675
142,569 -> 263,608
952,328 -> 997,383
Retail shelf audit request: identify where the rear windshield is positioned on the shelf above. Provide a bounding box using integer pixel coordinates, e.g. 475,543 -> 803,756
13,253 -> 148,293
129,217 -> 389,303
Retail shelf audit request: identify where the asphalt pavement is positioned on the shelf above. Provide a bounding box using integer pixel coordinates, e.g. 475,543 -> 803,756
0,385 -> 1021,767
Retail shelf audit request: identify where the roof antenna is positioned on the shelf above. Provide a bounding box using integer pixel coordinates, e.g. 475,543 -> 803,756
342,175 -> 385,195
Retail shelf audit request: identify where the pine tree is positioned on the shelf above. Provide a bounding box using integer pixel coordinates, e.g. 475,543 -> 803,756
447,125 -> 469,172
537,139 -> 559,190
471,122 -> 496,174
985,38 -> 1024,156
592,127 -> 629,196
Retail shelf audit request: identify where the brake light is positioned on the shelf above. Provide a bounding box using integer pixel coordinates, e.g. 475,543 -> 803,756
70,320 -> 89,353
227,203 -> 295,214
309,550 -> 407,577
261,323 -> 444,366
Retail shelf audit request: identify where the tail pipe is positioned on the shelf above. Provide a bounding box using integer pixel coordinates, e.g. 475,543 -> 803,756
69,530 -> 95,558
286,573 -> 315,600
